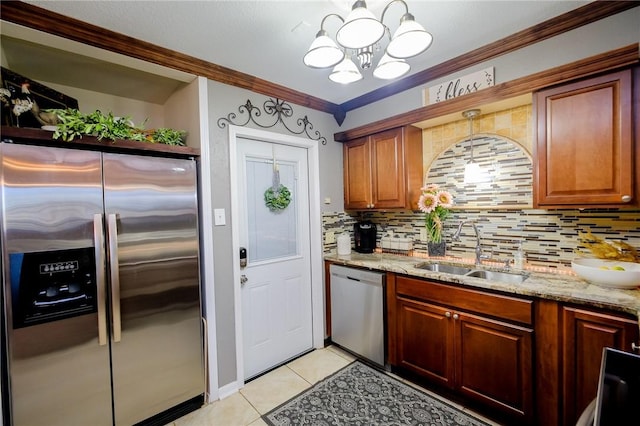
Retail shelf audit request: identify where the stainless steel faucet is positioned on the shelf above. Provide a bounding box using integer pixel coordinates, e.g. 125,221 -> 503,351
453,220 -> 486,266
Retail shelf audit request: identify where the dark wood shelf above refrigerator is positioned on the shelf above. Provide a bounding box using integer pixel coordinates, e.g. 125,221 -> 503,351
1,126 -> 200,158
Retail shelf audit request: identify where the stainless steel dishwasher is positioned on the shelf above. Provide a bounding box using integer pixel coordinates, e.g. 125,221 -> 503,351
330,264 -> 385,366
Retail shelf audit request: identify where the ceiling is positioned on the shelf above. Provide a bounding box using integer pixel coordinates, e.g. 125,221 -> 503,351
17,0 -> 592,107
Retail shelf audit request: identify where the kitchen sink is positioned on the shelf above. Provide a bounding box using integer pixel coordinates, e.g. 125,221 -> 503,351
465,269 -> 529,284
415,262 -> 473,275
415,262 -> 529,284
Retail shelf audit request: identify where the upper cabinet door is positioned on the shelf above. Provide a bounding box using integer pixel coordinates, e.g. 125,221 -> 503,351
343,126 -> 423,211
534,69 -> 635,208
370,128 -> 406,209
343,137 -> 372,210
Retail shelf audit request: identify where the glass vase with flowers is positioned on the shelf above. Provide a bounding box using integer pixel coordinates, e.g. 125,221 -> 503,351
418,184 -> 454,256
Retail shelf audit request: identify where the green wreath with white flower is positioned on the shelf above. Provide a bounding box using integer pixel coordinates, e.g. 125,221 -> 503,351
264,184 -> 291,212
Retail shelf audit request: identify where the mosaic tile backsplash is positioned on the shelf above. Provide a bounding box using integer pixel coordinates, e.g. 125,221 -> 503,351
426,134 -> 532,208
325,104 -> 639,270
323,209 -> 640,269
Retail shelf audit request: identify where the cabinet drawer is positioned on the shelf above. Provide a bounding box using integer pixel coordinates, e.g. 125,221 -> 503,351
396,276 -> 533,325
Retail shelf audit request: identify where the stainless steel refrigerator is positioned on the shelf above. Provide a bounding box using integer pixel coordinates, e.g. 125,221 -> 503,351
0,141 -> 205,425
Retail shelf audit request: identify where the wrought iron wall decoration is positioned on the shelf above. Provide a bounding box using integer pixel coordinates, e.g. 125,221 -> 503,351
217,98 -> 327,145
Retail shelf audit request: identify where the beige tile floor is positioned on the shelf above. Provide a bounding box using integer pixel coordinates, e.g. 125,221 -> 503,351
168,345 -> 501,426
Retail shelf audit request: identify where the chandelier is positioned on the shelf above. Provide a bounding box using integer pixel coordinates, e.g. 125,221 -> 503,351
303,0 -> 433,84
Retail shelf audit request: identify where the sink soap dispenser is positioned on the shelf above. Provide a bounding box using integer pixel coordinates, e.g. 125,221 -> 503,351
514,241 -> 525,269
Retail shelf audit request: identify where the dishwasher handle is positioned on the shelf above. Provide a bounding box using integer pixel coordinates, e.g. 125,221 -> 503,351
330,265 -> 385,287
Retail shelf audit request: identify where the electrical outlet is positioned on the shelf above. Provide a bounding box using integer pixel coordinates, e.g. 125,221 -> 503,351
325,231 -> 336,244
420,228 -> 428,241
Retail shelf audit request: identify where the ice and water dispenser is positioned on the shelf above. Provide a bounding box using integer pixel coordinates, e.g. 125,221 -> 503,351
9,247 -> 97,328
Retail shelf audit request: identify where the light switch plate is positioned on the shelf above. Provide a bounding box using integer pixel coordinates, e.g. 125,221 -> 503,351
214,208 -> 226,226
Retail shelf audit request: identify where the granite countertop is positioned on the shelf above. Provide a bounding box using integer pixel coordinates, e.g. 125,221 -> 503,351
325,251 -> 640,320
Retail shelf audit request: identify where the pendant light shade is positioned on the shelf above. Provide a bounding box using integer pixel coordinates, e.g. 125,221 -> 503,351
303,29 -> 344,68
329,56 -> 363,84
336,1 -> 385,49
373,53 -> 410,80
386,13 -> 433,58
464,161 -> 482,184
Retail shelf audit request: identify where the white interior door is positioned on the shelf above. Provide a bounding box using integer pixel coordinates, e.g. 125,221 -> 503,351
237,136 -> 313,380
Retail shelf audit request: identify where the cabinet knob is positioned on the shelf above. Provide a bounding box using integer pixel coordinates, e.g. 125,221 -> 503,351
453,313 -> 459,320
445,311 -> 451,318
632,342 -> 640,352
621,195 -> 632,203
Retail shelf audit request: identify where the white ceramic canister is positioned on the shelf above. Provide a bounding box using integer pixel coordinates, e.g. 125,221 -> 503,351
337,233 -> 351,255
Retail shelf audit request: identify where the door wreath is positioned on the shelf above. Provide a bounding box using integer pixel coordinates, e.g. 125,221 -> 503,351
264,184 -> 291,211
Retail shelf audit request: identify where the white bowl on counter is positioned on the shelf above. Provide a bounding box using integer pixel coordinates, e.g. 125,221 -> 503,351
571,258 -> 640,289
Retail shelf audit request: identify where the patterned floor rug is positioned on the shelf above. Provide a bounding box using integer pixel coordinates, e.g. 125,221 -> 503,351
263,361 -> 492,425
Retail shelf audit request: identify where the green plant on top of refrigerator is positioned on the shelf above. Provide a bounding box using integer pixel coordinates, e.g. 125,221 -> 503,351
48,108 -> 186,146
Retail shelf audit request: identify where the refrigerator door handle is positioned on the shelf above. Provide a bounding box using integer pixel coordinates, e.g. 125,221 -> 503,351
94,214 -> 108,346
107,213 -> 122,342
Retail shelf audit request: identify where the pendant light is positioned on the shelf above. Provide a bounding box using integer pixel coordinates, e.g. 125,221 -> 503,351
462,109 -> 482,184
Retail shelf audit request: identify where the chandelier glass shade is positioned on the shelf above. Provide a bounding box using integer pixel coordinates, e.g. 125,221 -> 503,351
336,1 -> 385,49
303,0 -> 432,83
372,53 -> 410,80
303,29 -> 344,68
386,13 -> 433,58
329,55 -> 363,84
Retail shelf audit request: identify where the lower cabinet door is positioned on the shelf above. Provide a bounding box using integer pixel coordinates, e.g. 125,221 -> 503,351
396,297 -> 455,389
455,312 -> 534,423
562,306 -> 640,425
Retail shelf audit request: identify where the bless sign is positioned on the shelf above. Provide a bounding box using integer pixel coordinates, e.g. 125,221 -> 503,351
427,67 -> 494,104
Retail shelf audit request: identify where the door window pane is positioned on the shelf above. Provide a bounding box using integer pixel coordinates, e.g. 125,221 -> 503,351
246,158 -> 297,263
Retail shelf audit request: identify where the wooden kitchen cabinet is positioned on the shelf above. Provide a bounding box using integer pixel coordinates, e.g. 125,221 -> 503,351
343,126 -> 423,210
395,297 -> 455,388
390,275 -> 534,424
533,69 -> 636,208
561,305 -> 639,425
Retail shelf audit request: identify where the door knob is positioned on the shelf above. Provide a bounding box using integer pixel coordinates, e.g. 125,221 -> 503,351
632,342 -> 640,352
240,274 -> 248,285
452,313 -> 459,320
445,311 -> 451,318
621,195 -> 632,203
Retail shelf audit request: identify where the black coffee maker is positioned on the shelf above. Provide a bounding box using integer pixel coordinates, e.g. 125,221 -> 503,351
353,221 -> 377,253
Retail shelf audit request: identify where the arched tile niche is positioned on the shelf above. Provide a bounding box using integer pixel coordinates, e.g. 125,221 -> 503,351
425,134 -> 532,208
